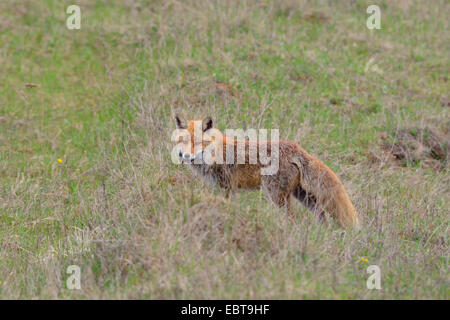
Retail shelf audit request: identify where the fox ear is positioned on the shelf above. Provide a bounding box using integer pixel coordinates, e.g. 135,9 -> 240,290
175,114 -> 187,129
202,116 -> 213,132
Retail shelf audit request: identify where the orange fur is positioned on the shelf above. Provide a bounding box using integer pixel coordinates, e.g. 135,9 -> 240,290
174,115 -> 360,229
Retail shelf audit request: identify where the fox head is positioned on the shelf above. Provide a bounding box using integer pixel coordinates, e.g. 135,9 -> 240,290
173,114 -> 223,164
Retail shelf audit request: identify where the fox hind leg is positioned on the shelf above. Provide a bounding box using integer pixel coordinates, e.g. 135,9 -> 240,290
292,185 -> 327,223
262,178 -> 295,218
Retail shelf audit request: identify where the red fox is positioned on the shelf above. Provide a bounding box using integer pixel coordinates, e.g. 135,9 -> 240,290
173,115 -> 360,229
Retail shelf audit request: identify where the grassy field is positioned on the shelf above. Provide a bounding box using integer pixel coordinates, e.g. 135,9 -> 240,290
0,0 -> 448,299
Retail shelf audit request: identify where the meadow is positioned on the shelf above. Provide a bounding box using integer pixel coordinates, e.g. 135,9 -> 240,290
0,0 -> 448,299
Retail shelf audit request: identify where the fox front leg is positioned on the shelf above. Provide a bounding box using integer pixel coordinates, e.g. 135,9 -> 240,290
225,186 -> 232,199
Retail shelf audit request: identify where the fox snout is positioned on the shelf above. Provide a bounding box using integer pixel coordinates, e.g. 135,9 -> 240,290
179,150 -> 194,162
179,150 -> 203,163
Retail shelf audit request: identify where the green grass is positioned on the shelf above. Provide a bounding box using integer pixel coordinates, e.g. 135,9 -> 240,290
0,0 -> 448,299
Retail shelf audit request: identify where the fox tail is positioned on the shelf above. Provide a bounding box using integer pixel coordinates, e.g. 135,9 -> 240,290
290,153 -> 360,229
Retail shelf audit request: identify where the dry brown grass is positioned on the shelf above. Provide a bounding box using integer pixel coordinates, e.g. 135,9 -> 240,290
0,0 -> 448,299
